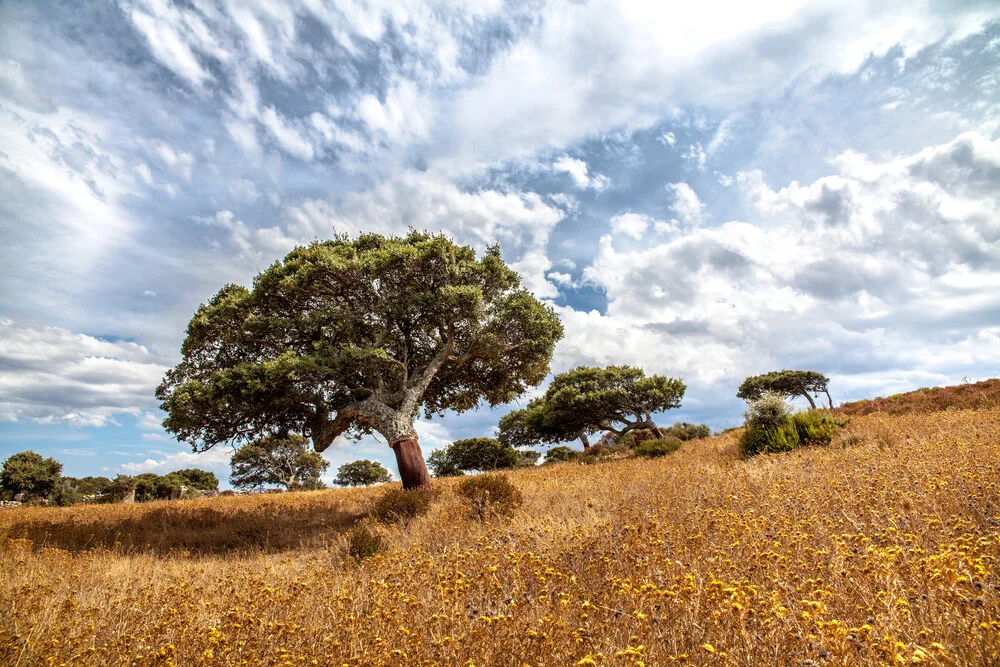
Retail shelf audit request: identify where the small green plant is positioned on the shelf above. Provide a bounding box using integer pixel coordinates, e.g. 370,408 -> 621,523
457,473 -> 523,521
347,524 -> 387,562
634,436 -> 684,458
370,486 -> 436,525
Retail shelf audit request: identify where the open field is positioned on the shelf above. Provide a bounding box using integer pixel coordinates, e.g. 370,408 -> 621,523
2,402 -> 999,665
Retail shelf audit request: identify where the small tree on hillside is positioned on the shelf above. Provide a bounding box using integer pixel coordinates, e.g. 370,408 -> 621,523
335,460 -> 393,487
499,365 -> 686,449
737,370 -> 832,409
0,450 -> 62,500
427,449 -> 465,477
230,434 -> 330,491
157,232 -> 563,489
430,437 -> 533,473
170,468 -> 219,491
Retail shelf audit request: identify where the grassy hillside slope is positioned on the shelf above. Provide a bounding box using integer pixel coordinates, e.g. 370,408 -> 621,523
2,396 -> 998,665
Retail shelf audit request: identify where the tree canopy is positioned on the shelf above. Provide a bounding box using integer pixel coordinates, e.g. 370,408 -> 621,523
428,437 -> 536,475
334,460 -> 393,487
0,450 -> 62,500
230,434 -> 329,491
157,231 -> 562,488
498,365 -> 686,449
737,370 -> 832,409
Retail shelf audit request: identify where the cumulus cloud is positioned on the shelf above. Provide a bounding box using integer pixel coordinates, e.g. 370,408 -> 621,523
564,130 -> 1000,404
667,183 -> 705,226
552,156 -> 609,190
610,212 -> 653,240
0,319 -> 168,426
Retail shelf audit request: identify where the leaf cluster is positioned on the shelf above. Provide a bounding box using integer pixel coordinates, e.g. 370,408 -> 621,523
737,370 -> 829,404
499,365 -> 686,446
427,437 -> 535,475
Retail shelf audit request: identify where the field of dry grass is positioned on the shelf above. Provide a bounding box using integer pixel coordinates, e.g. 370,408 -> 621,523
2,399 -> 999,665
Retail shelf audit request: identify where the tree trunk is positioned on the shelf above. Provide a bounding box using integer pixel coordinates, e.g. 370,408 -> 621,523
391,437 -> 431,489
824,389 -> 833,410
579,433 -> 591,451
801,392 -> 817,410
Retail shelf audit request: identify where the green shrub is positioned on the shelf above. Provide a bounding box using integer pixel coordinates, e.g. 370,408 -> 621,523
663,422 -> 712,441
744,392 -> 792,430
457,473 -> 523,521
347,524 -> 387,562
739,419 -> 800,457
614,429 -> 658,448
792,410 -> 841,445
634,436 -> 684,458
544,446 -> 580,464
370,486 -> 436,525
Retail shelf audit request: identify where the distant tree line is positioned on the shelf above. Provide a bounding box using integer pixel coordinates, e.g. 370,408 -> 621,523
0,450 -> 218,505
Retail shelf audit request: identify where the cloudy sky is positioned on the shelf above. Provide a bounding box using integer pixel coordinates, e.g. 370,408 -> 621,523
1,0 -> 999,486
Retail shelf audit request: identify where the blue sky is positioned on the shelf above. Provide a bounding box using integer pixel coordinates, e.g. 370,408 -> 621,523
1,0 -> 999,486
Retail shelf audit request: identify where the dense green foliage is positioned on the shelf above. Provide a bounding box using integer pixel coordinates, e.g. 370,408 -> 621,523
427,449 -> 465,477
791,410 -> 843,445
157,232 -> 563,489
230,434 -> 329,491
498,365 -> 686,449
428,437 -> 531,473
0,451 -> 62,500
737,370 -> 832,409
634,436 -> 684,458
739,393 -> 844,458
543,446 -> 580,464
335,460 -> 392,487
457,473 -> 523,521
61,476 -> 113,496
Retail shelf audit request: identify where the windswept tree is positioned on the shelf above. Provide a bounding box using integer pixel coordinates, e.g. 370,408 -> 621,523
230,434 -> 330,491
157,232 -> 563,489
737,370 -> 832,409
335,460 -> 392,487
498,365 -> 686,449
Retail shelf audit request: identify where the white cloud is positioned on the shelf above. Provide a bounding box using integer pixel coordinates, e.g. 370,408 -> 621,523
659,131 -> 676,146
0,319 -> 168,426
666,182 -> 704,225
120,446 -> 233,474
260,107 -> 314,161
560,130 -> 1000,397
552,156 -> 608,190
0,59 -> 54,112
610,212 -> 653,240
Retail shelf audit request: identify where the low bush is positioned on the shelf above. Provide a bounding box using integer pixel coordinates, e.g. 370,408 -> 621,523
457,474 -> 523,521
663,422 -> 712,441
792,410 -> 843,445
370,486 -> 436,525
739,420 -> 800,457
740,392 -> 800,458
634,436 -> 684,458
347,524 -> 387,563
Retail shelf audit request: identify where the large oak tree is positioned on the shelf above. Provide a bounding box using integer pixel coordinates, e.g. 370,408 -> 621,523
157,232 -> 563,488
498,365 -> 685,450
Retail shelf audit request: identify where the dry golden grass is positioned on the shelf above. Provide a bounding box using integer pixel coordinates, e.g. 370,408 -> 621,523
836,378 -> 1000,417
2,406 -> 999,665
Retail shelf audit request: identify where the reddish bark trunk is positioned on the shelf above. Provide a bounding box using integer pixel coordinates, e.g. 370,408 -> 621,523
390,437 -> 432,489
